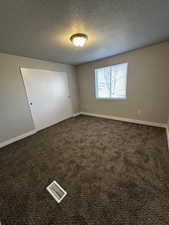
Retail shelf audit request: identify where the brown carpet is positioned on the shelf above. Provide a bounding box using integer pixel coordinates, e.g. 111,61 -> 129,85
0,115 -> 169,225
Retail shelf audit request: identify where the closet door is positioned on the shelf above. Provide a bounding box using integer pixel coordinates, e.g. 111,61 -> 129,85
21,68 -> 73,131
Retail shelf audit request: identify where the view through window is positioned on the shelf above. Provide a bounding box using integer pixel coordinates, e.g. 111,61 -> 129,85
95,63 -> 128,99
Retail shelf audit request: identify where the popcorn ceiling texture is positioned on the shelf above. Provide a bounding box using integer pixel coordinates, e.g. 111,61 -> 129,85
0,0 -> 169,64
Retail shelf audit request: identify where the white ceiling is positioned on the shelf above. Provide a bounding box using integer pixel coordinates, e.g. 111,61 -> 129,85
0,0 -> 169,65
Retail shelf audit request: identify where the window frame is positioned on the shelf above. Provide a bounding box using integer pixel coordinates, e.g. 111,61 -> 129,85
95,62 -> 128,100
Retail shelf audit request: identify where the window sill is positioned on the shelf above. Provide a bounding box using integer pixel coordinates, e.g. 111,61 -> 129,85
96,97 -> 127,100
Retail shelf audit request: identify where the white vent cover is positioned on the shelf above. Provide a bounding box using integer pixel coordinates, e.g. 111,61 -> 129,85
46,181 -> 67,203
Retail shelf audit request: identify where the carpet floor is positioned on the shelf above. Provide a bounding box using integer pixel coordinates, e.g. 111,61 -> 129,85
0,115 -> 169,225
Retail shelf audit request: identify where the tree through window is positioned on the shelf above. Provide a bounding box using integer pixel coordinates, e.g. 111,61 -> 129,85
95,63 -> 128,99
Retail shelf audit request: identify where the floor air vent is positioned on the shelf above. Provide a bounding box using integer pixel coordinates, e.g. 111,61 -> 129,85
46,181 -> 67,203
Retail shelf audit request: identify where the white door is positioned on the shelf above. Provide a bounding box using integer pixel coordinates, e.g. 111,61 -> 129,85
21,68 -> 73,131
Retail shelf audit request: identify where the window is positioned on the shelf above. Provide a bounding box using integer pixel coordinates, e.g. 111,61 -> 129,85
95,63 -> 128,99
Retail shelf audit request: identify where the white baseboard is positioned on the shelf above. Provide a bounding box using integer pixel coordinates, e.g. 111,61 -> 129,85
0,129 -> 37,149
80,112 -> 166,128
73,112 -> 81,117
0,113 -> 80,149
0,113 -> 167,149
166,127 -> 169,149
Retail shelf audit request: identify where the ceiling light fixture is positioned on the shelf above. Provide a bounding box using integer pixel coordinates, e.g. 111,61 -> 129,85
70,33 -> 88,47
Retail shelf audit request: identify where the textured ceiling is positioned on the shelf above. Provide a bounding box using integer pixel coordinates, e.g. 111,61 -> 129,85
0,0 -> 169,65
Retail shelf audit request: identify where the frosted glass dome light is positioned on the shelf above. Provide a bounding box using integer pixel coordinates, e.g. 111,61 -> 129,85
70,33 -> 88,47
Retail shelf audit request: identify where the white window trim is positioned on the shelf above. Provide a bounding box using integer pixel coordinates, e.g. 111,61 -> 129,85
95,63 -> 128,100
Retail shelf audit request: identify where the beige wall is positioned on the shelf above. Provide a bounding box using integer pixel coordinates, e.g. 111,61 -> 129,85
76,41 -> 169,124
0,53 -> 79,143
